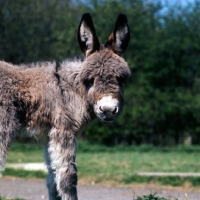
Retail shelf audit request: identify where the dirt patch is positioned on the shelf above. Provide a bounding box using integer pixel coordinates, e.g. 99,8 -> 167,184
0,176 -> 200,200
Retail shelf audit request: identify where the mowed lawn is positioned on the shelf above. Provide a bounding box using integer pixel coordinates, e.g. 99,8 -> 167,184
77,150 -> 200,186
4,142 -> 200,186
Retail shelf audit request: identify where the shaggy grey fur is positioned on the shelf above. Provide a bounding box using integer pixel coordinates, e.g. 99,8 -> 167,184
0,13 -> 130,200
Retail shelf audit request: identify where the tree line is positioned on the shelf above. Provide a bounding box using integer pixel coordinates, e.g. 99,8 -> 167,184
1,0 -> 200,146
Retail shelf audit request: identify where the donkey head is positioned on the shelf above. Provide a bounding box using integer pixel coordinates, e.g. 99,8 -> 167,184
78,13 -> 131,122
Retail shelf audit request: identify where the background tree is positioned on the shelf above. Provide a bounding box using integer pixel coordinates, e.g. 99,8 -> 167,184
1,0 -> 200,146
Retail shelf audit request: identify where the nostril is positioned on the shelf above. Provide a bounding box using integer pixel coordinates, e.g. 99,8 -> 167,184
112,107 -> 118,114
99,106 -> 103,113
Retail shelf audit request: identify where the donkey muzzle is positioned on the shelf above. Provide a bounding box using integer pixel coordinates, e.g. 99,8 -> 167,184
95,96 -> 120,122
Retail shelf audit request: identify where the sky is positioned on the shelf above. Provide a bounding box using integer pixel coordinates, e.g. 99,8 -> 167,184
156,0 -> 197,15
160,0 -> 195,6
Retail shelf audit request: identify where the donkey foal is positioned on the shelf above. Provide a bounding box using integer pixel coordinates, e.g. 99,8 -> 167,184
0,13 -> 131,200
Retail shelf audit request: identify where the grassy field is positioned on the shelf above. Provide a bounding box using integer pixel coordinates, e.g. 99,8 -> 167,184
3,142 -> 200,187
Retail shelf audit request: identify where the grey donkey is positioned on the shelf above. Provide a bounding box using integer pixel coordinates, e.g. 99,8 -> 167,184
0,13 -> 131,200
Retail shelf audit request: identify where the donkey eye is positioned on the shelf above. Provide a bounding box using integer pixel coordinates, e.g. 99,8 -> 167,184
89,78 -> 94,85
117,77 -> 124,86
85,78 -> 94,88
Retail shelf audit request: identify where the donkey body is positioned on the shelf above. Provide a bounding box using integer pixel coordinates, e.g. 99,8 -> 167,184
0,13 -> 130,200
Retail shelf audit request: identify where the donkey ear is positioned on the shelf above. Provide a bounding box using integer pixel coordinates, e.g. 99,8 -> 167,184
105,14 -> 130,56
77,13 -> 100,57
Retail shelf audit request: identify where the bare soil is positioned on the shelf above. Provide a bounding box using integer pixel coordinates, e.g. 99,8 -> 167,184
0,176 -> 200,200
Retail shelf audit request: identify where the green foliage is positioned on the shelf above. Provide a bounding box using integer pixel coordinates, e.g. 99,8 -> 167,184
1,0 -> 200,145
9,143 -> 42,151
0,0 -> 81,63
77,140 -> 200,153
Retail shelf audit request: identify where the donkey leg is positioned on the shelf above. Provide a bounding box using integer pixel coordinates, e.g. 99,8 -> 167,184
48,128 -> 78,200
43,144 -> 61,200
0,107 -> 17,173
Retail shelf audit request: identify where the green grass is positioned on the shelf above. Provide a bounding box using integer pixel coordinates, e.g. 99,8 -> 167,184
6,143 -> 43,163
3,142 -> 200,187
0,197 -> 25,200
3,168 -> 46,179
76,151 -> 200,186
